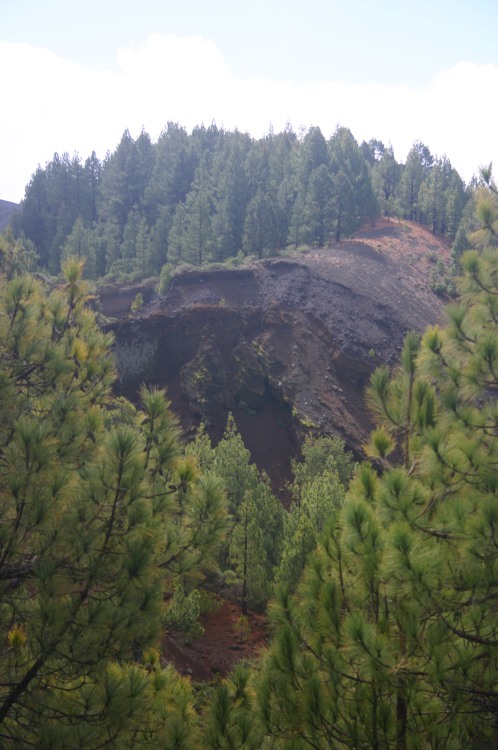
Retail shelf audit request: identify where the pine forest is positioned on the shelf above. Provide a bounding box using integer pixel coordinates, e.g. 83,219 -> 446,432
0,123 -> 497,748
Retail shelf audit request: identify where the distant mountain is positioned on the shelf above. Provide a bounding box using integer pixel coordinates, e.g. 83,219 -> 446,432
0,200 -> 19,230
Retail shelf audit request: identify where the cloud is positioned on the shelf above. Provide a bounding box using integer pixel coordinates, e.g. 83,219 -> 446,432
1,35 -> 497,202
0,41 -> 124,201
416,62 -> 498,175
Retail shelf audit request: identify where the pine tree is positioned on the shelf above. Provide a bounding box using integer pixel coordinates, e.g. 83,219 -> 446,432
0,228 -> 36,278
329,127 -> 372,240
396,141 -> 433,223
133,213 -> 153,277
210,130 -> 251,259
61,216 -> 97,277
242,187 -> 278,258
0,259 -> 227,746
224,180 -> 498,750
289,127 -> 329,248
228,493 -> 270,614
270,127 -> 297,250
180,167 -> 214,266
99,129 -> 154,234
212,415 -> 283,610
371,146 -> 400,220
167,202 -> 188,265
277,436 -> 356,589
302,165 -> 335,246
143,122 -> 196,226
83,150 -> 102,224
98,216 -> 123,276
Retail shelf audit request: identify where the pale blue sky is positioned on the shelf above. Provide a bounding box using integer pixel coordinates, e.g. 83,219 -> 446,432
1,0 -> 497,201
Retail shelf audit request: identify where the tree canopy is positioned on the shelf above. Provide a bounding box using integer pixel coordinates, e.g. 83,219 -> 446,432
1,148 -> 497,749
11,125 -> 473,283
204,181 -> 498,750
0,257 -> 227,747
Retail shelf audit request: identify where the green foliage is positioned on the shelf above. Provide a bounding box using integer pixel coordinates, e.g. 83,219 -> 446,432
12,127 -> 472,279
228,492 -> 271,613
206,179 -> 498,749
371,145 -> 400,219
277,436 -> 357,589
213,415 -> 284,611
204,664 -> 260,750
61,215 -> 97,277
417,156 -> 466,237
235,614 -> 251,642
188,426 -> 356,614
187,416 -> 284,612
0,260 -> 227,745
429,257 -> 455,296
164,584 -> 204,641
131,291 -> 144,311
396,141 -> 432,223
185,422 -> 216,473
243,186 -> 278,258
157,262 -> 173,293
291,433 -> 356,489
0,228 -> 36,278
365,330 -> 436,466
328,126 -> 374,241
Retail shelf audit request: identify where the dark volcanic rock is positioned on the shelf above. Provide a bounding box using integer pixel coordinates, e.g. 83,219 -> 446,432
95,278 -> 157,318
103,222 -> 447,486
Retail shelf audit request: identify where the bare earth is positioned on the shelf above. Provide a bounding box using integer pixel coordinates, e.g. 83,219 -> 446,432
106,218 -> 449,483
164,599 -> 268,682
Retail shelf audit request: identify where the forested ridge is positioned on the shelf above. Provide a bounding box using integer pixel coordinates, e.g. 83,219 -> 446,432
11,123 -> 476,285
0,131 -> 497,747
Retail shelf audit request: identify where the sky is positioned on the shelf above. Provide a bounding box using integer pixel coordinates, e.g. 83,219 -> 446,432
1,0 -> 498,203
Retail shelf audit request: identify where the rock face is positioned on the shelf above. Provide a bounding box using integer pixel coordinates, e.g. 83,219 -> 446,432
104,221 -> 449,486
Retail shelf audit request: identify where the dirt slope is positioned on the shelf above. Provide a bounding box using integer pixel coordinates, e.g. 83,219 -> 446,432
164,599 -> 268,681
105,219 -> 449,486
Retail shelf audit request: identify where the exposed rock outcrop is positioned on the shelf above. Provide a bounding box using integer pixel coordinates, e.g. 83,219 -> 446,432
103,221 -> 449,485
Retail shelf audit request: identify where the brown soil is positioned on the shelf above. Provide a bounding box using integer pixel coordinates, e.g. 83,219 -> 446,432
164,598 -> 268,682
105,218 -> 449,485
351,217 -> 451,280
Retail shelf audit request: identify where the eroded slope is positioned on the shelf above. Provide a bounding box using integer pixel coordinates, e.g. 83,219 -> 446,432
104,220 -> 449,484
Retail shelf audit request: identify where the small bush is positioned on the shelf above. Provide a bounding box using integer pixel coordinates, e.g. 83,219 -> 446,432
157,263 -> 173,294
131,292 -> 144,311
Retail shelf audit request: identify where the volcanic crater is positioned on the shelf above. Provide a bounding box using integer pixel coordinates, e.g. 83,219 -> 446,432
101,219 -> 449,487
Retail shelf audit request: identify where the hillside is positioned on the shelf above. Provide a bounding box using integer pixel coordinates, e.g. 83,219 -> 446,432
0,199 -> 18,230
13,127 -> 468,287
103,219 -> 449,492
97,218 -> 451,681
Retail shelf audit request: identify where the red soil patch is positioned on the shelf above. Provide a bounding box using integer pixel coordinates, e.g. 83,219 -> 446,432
352,217 -> 451,277
164,598 -> 268,682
